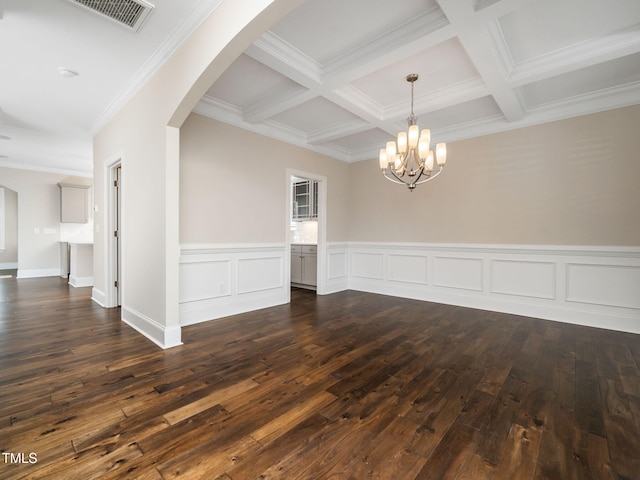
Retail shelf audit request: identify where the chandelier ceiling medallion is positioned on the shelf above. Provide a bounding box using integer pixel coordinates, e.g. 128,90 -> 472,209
379,74 -> 447,191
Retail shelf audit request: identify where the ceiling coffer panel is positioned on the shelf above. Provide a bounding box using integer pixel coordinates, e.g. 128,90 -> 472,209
68,0 -> 155,32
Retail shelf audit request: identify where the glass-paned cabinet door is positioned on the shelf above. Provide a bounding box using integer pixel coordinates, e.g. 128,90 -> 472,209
293,181 -> 310,220
292,179 -> 318,221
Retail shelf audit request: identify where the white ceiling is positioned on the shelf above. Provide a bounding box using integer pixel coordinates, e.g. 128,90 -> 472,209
2,0 -> 640,177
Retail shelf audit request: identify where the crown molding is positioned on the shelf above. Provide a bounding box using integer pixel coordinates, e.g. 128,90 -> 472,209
0,160 -> 93,178
89,0 -> 225,137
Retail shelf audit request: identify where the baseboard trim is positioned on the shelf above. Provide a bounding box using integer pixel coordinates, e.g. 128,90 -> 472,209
91,288 -> 107,307
350,277 -> 640,334
122,306 -> 182,349
180,290 -> 289,326
17,268 -> 60,279
69,275 -> 94,288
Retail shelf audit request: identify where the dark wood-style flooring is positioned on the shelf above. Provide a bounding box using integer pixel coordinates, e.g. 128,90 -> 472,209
1,272 -> 640,479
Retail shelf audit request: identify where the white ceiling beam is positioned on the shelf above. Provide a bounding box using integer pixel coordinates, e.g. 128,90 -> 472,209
507,24 -> 640,86
322,8 -> 454,84
327,85 -> 397,137
307,118 -> 371,145
437,80 -> 640,143
242,11 -> 456,127
437,0 -> 525,122
245,31 -> 323,86
243,87 -> 315,124
472,0 -> 536,21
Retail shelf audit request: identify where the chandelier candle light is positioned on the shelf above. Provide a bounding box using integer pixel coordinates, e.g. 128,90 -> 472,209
379,74 -> 446,191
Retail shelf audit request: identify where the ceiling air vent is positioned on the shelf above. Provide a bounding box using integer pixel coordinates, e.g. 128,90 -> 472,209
68,0 -> 155,32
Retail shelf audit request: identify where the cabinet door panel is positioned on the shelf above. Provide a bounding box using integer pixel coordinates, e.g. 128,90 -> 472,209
60,185 -> 89,223
291,253 -> 303,284
302,254 -> 317,286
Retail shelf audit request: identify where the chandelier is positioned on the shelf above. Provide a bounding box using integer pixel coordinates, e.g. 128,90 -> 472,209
379,74 -> 447,191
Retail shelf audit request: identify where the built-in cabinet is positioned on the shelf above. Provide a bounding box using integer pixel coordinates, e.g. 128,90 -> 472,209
292,180 -> 318,221
291,244 -> 317,289
59,183 -> 90,223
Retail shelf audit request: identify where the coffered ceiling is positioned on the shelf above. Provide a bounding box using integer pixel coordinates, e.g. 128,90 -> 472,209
2,0 -> 640,176
197,0 -> 640,163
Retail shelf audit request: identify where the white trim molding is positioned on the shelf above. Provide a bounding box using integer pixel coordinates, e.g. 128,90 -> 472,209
178,241 -> 640,335
179,243 -> 289,326
347,242 -> 640,335
91,287 -> 107,307
122,305 -> 182,349
17,268 -> 60,279
325,242 -> 349,294
69,275 -> 93,288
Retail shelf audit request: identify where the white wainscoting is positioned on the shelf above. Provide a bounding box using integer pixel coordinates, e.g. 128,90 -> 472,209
347,243 -> 640,334
325,243 -> 349,294
179,242 -> 639,334
179,244 -> 289,326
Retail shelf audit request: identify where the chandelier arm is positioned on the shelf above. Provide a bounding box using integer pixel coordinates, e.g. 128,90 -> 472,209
409,166 -> 425,185
410,147 -> 423,175
388,164 -> 423,191
396,152 -> 409,176
413,166 -> 444,185
382,169 -> 409,186
391,166 -> 413,185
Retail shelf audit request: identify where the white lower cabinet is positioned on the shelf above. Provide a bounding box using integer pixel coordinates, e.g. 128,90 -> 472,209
291,244 -> 317,289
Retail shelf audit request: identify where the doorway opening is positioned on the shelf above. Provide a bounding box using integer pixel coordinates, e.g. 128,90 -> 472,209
0,186 -> 18,276
107,161 -> 122,307
286,169 -> 326,300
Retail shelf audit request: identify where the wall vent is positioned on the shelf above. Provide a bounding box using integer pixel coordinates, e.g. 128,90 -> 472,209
68,0 -> 155,32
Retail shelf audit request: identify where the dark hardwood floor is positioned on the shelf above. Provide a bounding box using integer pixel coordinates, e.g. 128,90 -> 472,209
1,272 -> 639,479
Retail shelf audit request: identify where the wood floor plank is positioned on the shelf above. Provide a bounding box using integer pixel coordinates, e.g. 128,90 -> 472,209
414,420 -> 478,480
2,277 -> 640,479
476,375 -> 532,466
603,411 -> 640,479
250,390 -> 337,445
163,378 -> 259,425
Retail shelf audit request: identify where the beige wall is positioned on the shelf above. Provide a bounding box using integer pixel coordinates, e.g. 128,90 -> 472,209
180,113 -> 350,244
348,105 -> 640,246
0,168 -> 92,274
92,1 -> 303,344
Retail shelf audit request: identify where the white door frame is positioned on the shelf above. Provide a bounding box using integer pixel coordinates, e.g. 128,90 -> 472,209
285,168 -> 327,298
105,158 -> 122,308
